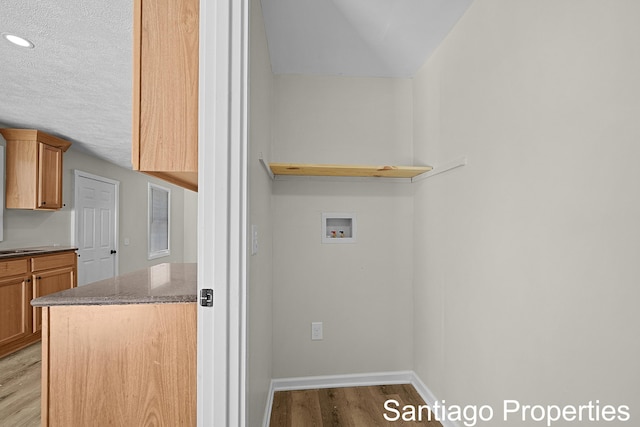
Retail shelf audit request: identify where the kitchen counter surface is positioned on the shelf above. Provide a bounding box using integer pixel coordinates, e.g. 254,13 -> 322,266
0,245 -> 77,259
31,263 -> 197,306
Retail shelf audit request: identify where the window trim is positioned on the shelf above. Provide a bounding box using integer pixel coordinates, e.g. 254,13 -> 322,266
148,182 -> 171,260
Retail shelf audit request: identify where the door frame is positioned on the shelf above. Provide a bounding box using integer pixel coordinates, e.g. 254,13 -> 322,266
71,1 -> 249,421
71,170 -> 120,281
197,0 -> 248,425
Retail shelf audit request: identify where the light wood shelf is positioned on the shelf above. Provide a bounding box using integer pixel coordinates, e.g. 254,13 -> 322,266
268,163 -> 432,179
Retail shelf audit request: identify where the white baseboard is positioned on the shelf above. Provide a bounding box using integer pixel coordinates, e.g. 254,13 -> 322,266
262,380 -> 276,427
410,373 -> 460,427
262,371 -> 459,427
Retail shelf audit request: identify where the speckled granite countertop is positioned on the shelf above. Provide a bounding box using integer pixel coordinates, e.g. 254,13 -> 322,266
0,246 -> 77,259
32,263 -> 197,306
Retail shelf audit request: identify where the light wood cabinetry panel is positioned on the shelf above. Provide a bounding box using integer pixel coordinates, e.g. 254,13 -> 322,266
0,251 -> 76,359
4,137 -> 37,208
0,129 -> 71,210
38,143 -> 64,209
0,276 -> 31,354
31,252 -> 77,272
0,258 -> 29,277
42,303 -> 196,426
132,0 -> 199,192
32,267 -> 75,333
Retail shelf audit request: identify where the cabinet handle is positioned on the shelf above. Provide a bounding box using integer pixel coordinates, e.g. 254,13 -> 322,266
42,201 -> 46,205
26,278 -> 32,283
36,276 -> 42,280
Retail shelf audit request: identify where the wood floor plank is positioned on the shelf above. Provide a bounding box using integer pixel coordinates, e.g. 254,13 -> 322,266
318,387 -> 355,427
270,391 -> 293,427
343,386 -> 386,426
270,384 -> 443,427
290,389 -> 323,426
0,342 -> 41,427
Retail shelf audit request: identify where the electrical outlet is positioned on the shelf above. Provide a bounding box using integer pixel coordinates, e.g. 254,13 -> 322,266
311,322 -> 323,340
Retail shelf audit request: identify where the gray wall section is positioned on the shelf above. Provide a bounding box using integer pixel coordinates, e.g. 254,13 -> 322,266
247,0 -> 275,425
412,0 -> 640,422
270,75 -> 415,378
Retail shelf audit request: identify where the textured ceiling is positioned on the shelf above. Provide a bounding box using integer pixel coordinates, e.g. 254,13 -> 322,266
0,0 -> 133,169
1,1 -> 473,170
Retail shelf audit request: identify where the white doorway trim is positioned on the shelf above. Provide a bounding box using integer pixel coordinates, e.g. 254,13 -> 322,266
197,0 -> 248,425
71,170 -> 120,280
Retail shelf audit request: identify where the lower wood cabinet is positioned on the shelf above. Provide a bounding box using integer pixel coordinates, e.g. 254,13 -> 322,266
0,251 -> 76,359
31,252 -> 77,334
0,275 -> 31,355
41,302 -> 196,426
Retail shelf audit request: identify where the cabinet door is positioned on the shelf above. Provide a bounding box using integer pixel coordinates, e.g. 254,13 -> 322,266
5,139 -> 38,209
133,0 -> 198,192
37,142 -> 63,209
0,276 -> 31,349
32,267 -> 75,333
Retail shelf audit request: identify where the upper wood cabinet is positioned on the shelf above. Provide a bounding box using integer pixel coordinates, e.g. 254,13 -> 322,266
132,0 -> 199,192
0,129 -> 71,210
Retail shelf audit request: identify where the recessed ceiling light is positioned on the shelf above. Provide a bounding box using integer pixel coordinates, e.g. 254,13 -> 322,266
2,33 -> 35,48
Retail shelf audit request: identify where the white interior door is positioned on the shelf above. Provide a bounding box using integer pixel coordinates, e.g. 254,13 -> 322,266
74,171 -> 119,286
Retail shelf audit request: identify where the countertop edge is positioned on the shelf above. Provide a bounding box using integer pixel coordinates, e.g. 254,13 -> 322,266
30,263 -> 197,307
31,295 -> 197,307
0,246 -> 78,260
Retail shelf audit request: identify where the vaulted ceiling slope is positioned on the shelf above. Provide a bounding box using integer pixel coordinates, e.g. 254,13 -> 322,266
261,0 -> 473,77
1,1 -> 473,169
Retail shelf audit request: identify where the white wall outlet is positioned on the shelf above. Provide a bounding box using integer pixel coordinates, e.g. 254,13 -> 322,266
311,322 -> 323,340
251,225 -> 258,255
124,238 -> 130,246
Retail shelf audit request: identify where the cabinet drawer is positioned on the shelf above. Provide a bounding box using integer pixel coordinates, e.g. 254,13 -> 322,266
0,258 -> 29,277
31,252 -> 76,272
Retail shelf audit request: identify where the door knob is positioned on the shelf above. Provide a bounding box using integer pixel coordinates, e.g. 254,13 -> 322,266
110,250 -> 117,254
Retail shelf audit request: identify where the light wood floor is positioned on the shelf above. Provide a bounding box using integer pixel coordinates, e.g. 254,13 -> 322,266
270,384 -> 443,427
1,346 -> 442,427
0,342 -> 41,427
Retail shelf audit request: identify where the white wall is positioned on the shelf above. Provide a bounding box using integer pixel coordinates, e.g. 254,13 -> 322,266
272,75 -> 414,165
0,145 -> 197,274
247,0 -> 274,424
412,0 -> 640,423
271,75 -> 415,378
